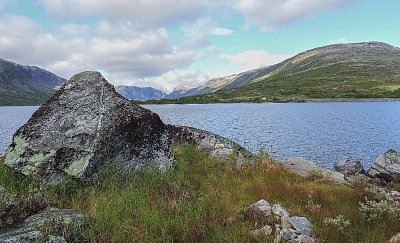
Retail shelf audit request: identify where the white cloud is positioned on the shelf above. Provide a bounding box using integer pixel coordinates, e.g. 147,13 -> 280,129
180,18 -> 213,49
222,50 -> 291,71
38,0 -> 205,28
0,14 -> 195,87
210,27 -> 234,36
236,0 -> 360,31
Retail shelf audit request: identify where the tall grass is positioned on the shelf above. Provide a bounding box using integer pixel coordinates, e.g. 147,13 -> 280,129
1,145 -> 400,242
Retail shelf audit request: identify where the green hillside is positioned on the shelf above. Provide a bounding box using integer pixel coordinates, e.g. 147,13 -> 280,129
145,42 -> 400,104
0,59 -> 65,106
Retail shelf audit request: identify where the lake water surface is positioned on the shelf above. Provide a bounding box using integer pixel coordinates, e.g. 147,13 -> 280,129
1,102 -> 399,169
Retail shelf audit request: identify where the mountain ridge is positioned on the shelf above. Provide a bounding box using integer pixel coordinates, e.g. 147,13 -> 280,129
115,85 -> 167,101
148,41 -> 400,103
0,58 -> 65,106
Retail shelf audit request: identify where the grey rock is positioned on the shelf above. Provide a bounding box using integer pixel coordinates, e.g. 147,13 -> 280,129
250,225 -> 272,238
245,199 -> 272,228
281,213 -> 293,229
367,149 -> 400,182
288,216 -> 312,236
277,158 -> 346,184
272,204 -> 289,217
0,208 -> 87,242
288,235 -> 315,243
0,186 -> 47,229
250,199 -> 272,216
168,125 -> 253,166
280,228 -> 298,241
334,159 -> 365,176
4,71 -> 175,185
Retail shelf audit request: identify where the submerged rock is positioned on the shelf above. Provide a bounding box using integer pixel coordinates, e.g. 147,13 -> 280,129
367,149 -> 400,182
334,159 -> 365,176
0,208 -> 87,242
4,71 -> 175,185
277,158 -> 346,184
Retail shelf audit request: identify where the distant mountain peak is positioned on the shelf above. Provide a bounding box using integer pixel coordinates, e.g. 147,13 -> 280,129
115,85 -> 166,101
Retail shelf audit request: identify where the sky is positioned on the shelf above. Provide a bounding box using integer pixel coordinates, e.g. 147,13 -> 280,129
0,0 -> 399,92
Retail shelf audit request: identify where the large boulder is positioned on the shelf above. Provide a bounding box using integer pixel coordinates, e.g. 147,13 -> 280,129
367,149 -> 400,182
4,71 -> 175,184
334,159 -> 365,176
168,125 -> 253,166
276,158 -> 346,184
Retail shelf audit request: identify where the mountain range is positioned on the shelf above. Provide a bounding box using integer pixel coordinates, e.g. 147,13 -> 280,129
115,85 -> 167,101
155,41 -> 400,103
0,59 -> 65,106
1,41 -> 400,105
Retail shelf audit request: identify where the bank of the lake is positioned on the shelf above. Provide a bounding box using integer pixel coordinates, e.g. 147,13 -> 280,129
2,144 -> 400,242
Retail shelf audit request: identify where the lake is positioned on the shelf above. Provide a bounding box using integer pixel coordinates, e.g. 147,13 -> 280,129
1,102 -> 400,169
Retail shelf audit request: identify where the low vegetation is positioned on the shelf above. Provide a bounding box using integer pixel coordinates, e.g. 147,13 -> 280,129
1,144 -> 400,242
137,76 -> 400,105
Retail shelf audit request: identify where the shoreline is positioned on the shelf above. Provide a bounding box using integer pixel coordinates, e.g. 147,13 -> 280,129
2,98 -> 400,107
138,97 -> 400,105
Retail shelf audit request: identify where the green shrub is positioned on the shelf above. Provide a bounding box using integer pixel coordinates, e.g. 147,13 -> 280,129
323,215 -> 351,232
359,200 -> 400,222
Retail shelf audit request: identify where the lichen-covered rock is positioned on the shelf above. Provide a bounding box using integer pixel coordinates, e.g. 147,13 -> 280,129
4,71 -> 175,184
288,217 -> 312,236
168,125 -> 253,166
367,149 -> 400,182
334,159 -> 365,176
277,158 -> 346,184
0,208 -> 87,242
